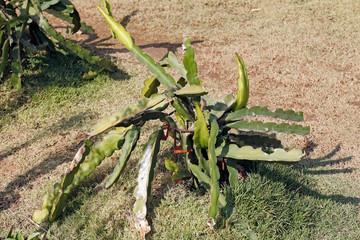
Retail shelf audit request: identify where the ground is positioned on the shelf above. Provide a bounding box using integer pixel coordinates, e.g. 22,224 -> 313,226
0,0 -> 359,239
62,0 -> 360,197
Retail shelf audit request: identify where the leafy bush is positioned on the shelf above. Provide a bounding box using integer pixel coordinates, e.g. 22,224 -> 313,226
33,2 -> 310,239
0,0 -> 115,89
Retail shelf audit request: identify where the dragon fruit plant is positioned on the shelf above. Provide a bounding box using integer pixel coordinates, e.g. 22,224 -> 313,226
33,1 -> 310,239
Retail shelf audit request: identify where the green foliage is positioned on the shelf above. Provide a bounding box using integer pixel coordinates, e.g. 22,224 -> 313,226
34,2 -> 310,239
233,53 -> 249,111
0,0 -> 115,89
2,226 -> 51,240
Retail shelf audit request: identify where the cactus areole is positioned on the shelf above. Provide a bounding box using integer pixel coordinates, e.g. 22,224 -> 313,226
34,1 -> 310,239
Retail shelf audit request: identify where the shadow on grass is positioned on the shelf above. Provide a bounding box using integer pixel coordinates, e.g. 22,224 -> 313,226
0,112 -> 91,162
0,53 -> 130,123
268,144 -> 359,205
263,165 -> 359,205
297,143 -> 355,175
0,112 -> 91,210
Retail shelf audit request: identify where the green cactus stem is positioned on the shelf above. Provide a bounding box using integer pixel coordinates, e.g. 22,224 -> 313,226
226,106 -> 304,122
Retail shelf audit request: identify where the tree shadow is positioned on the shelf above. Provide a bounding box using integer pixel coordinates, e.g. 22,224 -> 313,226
0,112 -> 91,162
0,112 -> 91,210
0,53 -> 130,125
67,9 -> 204,61
78,38 -> 204,62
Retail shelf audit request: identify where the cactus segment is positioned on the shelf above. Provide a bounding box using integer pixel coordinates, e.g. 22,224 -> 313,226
141,76 -> 160,98
105,126 -> 141,189
90,94 -> 165,136
98,5 -> 179,90
208,118 -> 220,223
43,0 -> 81,34
202,94 -> 236,120
0,38 -> 9,78
224,94 -> 236,106
194,147 -> 210,175
172,169 -> 192,181
226,121 -> 310,135
100,0 -> 115,37
164,157 -> 179,172
174,84 -> 208,97
226,158 -> 239,188
171,98 -> 195,122
69,126 -> 132,188
193,104 -> 209,148
11,46 -> 22,90
133,130 -> 163,239
118,110 -> 168,128
131,45 -> 180,90
51,126 -> 130,221
215,142 -> 304,163
32,11 -> 115,71
188,163 -> 226,207
34,127 -> 132,222
167,51 -> 187,79
233,54 -> 249,111
44,9 -> 94,34
203,96 -> 233,120
183,38 -> 200,85
97,5 -> 132,48
229,133 -> 282,149
174,112 -> 186,129
150,100 -> 169,112
226,106 -> 304,122
33,139 -> 93,223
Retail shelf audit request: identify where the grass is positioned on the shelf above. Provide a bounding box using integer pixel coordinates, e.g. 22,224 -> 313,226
1,0 -> 360,238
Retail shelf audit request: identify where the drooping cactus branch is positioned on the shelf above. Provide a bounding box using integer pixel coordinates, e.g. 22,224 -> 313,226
34,2 -> 310,239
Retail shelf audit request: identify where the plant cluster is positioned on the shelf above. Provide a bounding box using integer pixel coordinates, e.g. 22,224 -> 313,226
0,0 -> 115,89
33,2 -> 310,239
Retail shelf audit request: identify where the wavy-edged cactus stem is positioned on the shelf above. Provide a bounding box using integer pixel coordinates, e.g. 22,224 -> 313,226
207,117 -> 221,228
215,138 -> 304,164
33,139 -> 93,223
33,126 -> 132,223
226,121 -> 310,135
226,106 -> 304,122
90,93 -> 166,136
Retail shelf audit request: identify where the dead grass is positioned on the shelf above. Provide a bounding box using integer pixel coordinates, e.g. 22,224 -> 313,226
1,0 -> 359,238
